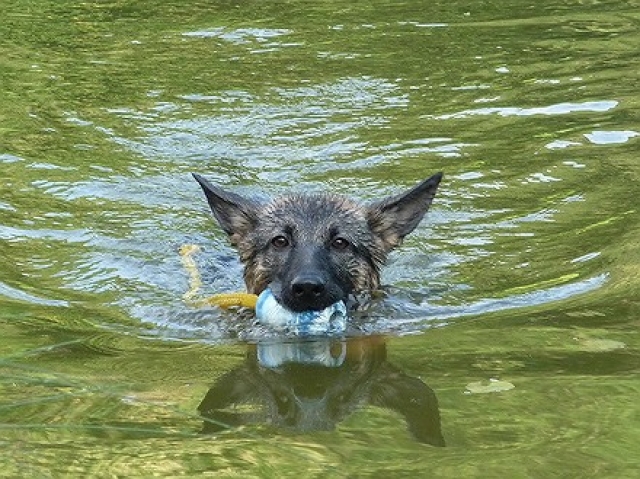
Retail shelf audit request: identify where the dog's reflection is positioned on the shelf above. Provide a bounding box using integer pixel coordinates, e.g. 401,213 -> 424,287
198,336 -> 445,446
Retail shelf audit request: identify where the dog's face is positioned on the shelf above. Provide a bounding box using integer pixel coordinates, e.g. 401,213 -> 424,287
193,173 -> 442,312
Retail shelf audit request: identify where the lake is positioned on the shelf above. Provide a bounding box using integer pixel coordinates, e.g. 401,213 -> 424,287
1,0 -> 639,476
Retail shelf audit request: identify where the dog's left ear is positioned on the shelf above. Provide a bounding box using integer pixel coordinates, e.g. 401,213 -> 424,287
192,173 -> 259,238
367,172 -> 443,250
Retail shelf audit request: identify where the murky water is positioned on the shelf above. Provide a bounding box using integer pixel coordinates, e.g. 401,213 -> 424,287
2,0 -> 639,476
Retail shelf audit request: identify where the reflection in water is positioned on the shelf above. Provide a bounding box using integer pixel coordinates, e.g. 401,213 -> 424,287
198,336 -> 445,447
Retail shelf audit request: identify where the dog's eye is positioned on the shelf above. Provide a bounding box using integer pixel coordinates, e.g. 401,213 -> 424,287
331,237 -> 350,250
271,235 -> 290,249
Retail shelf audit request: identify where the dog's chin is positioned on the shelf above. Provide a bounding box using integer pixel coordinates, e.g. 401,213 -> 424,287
268,284 -> 346,313
281,298 -> 342,313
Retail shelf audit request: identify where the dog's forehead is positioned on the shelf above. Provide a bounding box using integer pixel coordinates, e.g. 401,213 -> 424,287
261,193 -> 368,232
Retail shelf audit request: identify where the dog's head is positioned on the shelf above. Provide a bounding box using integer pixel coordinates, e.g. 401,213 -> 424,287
193,173 -> 442,312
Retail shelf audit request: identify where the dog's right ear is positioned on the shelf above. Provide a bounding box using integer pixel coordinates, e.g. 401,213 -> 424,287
192,173 -> 259,237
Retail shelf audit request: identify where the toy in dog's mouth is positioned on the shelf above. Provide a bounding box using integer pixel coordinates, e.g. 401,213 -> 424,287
180,245 -> 347,335
255,288 -> 347,335
196,289 -> 347,335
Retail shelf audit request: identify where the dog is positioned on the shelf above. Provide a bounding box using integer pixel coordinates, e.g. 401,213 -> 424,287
192,172 -> 442,313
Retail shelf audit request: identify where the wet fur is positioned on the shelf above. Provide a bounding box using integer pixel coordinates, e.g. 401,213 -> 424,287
193,173 -> 442,312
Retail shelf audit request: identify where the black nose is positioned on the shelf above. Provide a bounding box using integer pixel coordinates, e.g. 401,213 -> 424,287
291,275 -> 326,300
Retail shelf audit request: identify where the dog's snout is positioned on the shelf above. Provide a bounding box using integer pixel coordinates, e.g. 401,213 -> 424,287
276,247 -> 347,312
291,275 -> 326,299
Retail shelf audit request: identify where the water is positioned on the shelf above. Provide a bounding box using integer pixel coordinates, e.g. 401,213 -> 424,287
2,0 -> 639,476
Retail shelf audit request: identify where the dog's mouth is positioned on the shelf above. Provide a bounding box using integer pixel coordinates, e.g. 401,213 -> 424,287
268,282 -> 346,312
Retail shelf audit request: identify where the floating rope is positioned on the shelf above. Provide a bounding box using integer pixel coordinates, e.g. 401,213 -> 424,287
179,244 -> 258,309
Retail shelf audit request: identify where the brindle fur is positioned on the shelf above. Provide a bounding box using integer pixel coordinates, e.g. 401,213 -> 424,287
193,172 -> 442,312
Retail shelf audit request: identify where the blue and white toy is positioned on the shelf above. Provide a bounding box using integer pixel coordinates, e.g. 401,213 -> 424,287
255,288 -> 347,335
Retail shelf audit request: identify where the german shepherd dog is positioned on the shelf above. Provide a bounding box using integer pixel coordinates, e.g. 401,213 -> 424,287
192,172 -> 442,313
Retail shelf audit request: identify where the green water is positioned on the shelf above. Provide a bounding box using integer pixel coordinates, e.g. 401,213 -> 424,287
2,0 -> 639,476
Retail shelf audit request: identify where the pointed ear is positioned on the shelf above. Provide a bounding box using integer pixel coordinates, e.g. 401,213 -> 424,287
192,173 -> 259,237
367,172 -> 442,250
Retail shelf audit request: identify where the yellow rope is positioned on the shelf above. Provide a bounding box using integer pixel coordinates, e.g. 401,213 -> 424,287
179,244 -> 258,310
179,244 -> 203,301
199,292 -> 258,309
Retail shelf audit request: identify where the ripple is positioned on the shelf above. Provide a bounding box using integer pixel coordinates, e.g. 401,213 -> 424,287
583,130 -> 638,145
428,100 -> 618,120
0,281 -> 69,307
182,27 -> 292,45
445,274 -> 608,316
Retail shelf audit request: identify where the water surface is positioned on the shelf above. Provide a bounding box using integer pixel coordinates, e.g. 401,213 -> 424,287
2,0 -> 639,476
